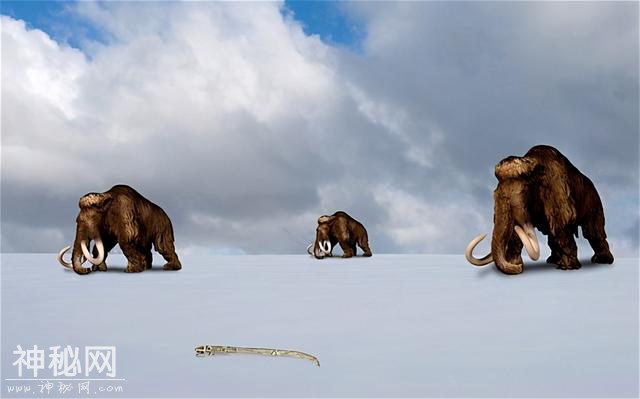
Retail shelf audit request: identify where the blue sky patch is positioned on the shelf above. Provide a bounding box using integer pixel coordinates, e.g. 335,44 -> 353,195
2,1 -> 366,52
1,1 -> 106,51
283,1 -> 365,51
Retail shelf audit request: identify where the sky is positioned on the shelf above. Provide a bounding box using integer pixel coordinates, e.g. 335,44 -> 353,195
1,1 -> 638,257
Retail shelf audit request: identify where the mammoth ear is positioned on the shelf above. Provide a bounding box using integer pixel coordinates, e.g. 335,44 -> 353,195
495,156 -> 539,181
79,193 -> 112,210
317,215 -> 335,224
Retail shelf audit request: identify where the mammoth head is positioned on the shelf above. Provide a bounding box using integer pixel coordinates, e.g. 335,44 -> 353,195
77,193 -> 113,230
494,156 -> 539,181
466,156 -> 542,274
58,192 -> 113,275
307,215 -> 335,259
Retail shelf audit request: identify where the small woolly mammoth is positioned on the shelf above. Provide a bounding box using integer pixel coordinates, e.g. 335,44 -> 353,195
307,211 -> 372,259
57,185 -> 182,275
465,145 -> 614,274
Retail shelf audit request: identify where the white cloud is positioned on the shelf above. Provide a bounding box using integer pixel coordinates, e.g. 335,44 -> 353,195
1,2 -> 637,258
1,17 -> 86,120
373,186 -> 489,253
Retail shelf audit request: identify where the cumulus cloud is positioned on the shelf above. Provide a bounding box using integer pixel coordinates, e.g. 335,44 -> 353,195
1,2 -> 637,257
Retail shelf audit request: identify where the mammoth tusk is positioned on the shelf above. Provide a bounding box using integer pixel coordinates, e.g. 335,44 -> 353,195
80,240 -> 96,265
57,246 -> 73,269
307,244 -> 314,256
95,238 -> 105,263
527,225 -> 540,256
321,240 -> 331,254
80,238 -> 105,266
465,234 -> 494,266
57,246 -> 87,269
195,345 -> 320,367
514,224 -> 540,261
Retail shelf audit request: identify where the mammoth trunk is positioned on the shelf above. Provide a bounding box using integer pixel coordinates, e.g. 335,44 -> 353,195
70,229 -> 105,275
313,239 -> 331,259
491,200 -> 524,275
487,182 -> 541,275
71,239 -> 92,275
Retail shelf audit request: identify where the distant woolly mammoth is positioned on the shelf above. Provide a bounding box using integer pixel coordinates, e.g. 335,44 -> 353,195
465,145 -> 613,275
57,185 -> 182,275
307,211 -> 372,259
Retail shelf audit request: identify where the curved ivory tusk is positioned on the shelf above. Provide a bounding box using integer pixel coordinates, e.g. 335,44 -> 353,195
514,225 -> 540,261
57,246 -> 73,269
465,233 -> 494,266
321,240 -> 331,254
526,224 -> 540,256
58,246 -> 88,269
307,244 -> 314,255
80,238 -> 105,266
94,237 -> 105,263
195,345 -> 320,367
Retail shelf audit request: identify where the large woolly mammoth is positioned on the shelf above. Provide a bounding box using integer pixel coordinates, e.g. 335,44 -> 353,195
57,185 -> 182,275
466,145 -> 614,275
306,211 -> 373,259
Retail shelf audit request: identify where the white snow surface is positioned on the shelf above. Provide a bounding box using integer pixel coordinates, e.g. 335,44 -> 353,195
1,253 -> 638,397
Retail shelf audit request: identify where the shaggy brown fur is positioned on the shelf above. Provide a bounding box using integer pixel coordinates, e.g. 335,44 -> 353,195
311,211 -> 372,259
70,185 -> 181,275
491,145 -> 613,274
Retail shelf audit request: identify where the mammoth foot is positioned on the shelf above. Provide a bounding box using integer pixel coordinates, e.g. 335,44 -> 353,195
362,251 -> 372,257
556,264 -> 581,270
555,256 -> 581,270
592,251 -> 614,264
92,263 -> 108,272
124,264 -> 146,273
163,261 -> 182,271
546,254 -> 561,265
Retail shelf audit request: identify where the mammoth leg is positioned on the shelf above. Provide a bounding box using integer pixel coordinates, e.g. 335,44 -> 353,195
357,233 -> 372,257
339,240 -> 355,258
333,221 -> 354,258
155,231 -> 182,271
552,230 -> 581,270
91,239 -> 116,272
144,243 -> 153,270
582,213 -> 614,264
505,232 -> 524,267
546,236 -> 563,265
120,242 -> 148,273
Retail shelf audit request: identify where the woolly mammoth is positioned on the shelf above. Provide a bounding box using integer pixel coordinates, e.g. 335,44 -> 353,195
57,185 -> 182,275
307,211 -> 372,259
465,145 -> 614,275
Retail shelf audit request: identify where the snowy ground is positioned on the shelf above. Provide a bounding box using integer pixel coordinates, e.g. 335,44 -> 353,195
1,253 -> 638,397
